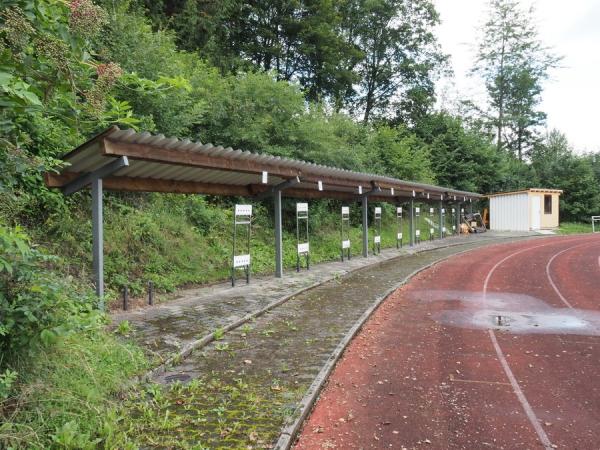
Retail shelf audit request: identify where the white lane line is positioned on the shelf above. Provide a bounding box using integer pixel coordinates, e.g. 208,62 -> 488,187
487,330 -> 554,450
482,242 -> 558,450
546,241 -> 600,309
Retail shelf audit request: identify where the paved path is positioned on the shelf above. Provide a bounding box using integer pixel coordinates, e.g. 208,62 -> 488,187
113,232 -> 526,361
294,234 -> 600,450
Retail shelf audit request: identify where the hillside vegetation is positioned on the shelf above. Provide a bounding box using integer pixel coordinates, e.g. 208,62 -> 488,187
1,0 -> 599,447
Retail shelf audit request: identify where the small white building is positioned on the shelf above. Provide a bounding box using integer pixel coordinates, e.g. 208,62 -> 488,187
488,188 -> 563,231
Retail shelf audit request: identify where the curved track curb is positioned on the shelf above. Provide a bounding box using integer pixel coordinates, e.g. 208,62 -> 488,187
273,237 -> 542,450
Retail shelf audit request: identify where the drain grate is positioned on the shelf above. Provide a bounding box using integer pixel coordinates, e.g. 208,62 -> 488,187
495,315 -> 510,327
164,373 -> 191,383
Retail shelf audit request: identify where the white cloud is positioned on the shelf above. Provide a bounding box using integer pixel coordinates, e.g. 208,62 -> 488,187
433,0 -> 600,153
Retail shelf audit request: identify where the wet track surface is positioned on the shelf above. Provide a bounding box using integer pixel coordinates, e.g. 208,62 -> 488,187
295,234 -> 600,450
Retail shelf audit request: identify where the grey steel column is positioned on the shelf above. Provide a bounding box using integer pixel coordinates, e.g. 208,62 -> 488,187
362,195 -> 368,257
439,199 -> 444,238
409,199 -> 415,247
91,178 -> 104,308
274,189 -> 283,278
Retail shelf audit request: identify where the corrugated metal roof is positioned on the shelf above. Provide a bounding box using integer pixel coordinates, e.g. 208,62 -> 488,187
49,126 -> 482,200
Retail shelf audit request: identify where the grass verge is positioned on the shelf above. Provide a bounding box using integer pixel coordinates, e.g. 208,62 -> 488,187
0,330 -> 148,449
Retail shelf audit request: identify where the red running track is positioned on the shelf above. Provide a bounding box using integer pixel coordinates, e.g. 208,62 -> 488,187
294,235 -> 600,450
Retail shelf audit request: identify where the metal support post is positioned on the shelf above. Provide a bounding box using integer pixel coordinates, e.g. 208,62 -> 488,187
362,196 -> 369,257
409,199 -> 415,247
439,199 -> 444,239
274,190 -> 283,278
91,178 -> 104,307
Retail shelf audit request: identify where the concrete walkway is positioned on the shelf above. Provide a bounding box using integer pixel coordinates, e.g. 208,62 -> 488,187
113,232 -> 534,361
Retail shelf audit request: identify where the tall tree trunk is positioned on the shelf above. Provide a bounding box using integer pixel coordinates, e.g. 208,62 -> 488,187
497,34 -> 506,153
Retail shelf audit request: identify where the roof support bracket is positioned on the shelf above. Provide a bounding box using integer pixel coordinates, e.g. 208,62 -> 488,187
254,176 -> 301,201
62,156 -> 129,195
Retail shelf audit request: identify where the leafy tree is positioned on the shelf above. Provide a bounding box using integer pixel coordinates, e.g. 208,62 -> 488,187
415,113 -> 503,193
472,0 -> 560,159
366,125 -> 435,183
531,130 -> 600,220
344,0 -> 445,124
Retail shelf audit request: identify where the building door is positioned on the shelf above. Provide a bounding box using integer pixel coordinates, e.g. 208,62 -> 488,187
531,196 -> 541,230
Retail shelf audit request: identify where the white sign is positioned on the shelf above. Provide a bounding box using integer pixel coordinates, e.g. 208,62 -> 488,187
298,242 -> 309,254
441,194 -> 444,200
453,196 -> 456,200
442,208 -> 445,214
461,208 -> 464,213
342,206 -> 350,215
452,208 -> 455,214
427,193 -> 430,199
415,229 -> 421,237
429,208 -> 434,214
412,190 -> 416,197
443,227 -> 447,233
375,207 -> 382,215
318,180 -> 323,191
296,203 -> 308,213
397,207 -> 402,214
390,188 -> 395,195
397,232 -> 403,240
235,204 -> 252,216
342,239 -> 351,249
262,171 -> 268,184
374,236 -> 381,244
430,227 -> 434,234
415,207 -> 420,214
452,225 -> 456,230
358,185 -> 363,194
233,254 -> 250,268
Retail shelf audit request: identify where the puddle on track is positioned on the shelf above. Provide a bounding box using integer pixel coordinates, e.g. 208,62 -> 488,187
408,290 -> 600,335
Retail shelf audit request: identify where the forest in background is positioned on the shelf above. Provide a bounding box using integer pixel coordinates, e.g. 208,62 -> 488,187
1,1 -> 600,446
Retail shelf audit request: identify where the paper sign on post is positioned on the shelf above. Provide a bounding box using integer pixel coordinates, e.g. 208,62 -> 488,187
342,206 -> 350,215
318,180 -> 323,191
235,204 -> 252,216
233,254 -> 250,268
391,188 -> 395,195
416,230 -> 421,237
397,232 -> 403,240
375,207 -> 382,215
296,203 -> 308,213
374,236 -> 381,244
297,243 -> 309,254
342,240 -> 351,249
262,171 -> 268,184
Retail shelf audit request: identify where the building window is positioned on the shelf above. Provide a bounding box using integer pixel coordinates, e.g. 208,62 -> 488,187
544,195 -> 552,214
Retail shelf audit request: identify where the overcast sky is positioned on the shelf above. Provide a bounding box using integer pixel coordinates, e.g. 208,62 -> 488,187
433,0 -> 600,153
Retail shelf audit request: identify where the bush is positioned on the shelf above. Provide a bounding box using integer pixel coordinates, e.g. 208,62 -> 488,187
0,224 -> 100,359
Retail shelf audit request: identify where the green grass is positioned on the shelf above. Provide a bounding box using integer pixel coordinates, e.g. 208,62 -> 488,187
0,330 -> 148,449
37,193 -> 451,307
556,222 -> 595,234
